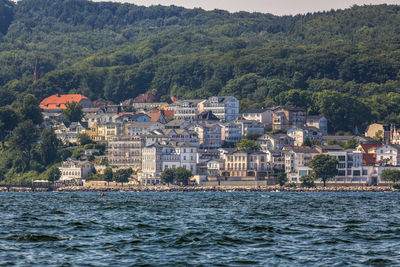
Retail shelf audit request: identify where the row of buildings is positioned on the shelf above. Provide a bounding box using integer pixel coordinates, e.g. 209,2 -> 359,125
40,94 -> 400,186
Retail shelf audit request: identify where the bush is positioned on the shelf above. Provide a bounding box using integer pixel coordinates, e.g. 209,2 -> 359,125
392,183 -> 400,190
285,182 -> 297,188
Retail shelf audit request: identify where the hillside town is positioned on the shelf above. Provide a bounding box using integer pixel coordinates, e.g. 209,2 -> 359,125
40,93 -> 400,187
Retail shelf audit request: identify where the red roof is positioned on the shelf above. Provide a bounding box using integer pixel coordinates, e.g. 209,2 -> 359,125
40,94 -> 89,110
163,110 -> 174,118
147,110 -> 163,122
134,94 -> 158,103
363,153 -> 376,166
359,144 -> 381,154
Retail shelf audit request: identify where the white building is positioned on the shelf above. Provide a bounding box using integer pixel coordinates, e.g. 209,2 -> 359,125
306,115 -> 328,135
219,122 -> 243,143
376,144 -> 400,166
287,126 -> 323,146
242,108 -> 274,124
59,159 -> 93,184
140,143 -> 198,185
198,96 -> 239,122
257,134 -> 294,151
169,99 -> 204,120
125,122 -> 165,136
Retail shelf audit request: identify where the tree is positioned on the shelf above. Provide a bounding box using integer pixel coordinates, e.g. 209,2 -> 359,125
0,106 -> 18,148
9,120 -> 39,153
103,166 -> 113,185
63,101 -> 83,122
301,174 -> 316,188
19,94 -> 43,125
275,171 -> 288,186
47,166 -> 61,183
309,154 -> 339,187
174,167 -> 193,186
343,138 -> 358,149
113,168 -> 132,185
302,137 -> 312,147
160,168 -> 175,185
78,133 -> 92,146
245,132 -> 262,141
380,169 -> 400,183
40,128 -> 59,165
236,138 -> 260,151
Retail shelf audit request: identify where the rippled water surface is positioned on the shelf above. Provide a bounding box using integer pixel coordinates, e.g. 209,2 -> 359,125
1,192 -> 400,266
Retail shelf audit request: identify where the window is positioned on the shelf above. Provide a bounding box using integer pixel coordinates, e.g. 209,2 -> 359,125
353,170 -> 360,176
362,170 -> 368,175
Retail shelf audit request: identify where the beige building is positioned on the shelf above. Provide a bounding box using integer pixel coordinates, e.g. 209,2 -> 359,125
220,150 -> 270,179
59,159 -> 93,184
272,106 -> 306,130
107,136 -> 144,170
192,122 -> 222,149
365,123 -> 391,144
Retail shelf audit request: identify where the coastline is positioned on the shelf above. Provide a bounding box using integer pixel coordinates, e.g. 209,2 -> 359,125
0,185 -> 397,193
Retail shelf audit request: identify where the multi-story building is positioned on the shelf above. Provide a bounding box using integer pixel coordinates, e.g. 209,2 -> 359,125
287,126 -> 323,146
242,108 -> 274,124
125,122 -> 165,136
54,121 -> 89,144
220,150 -> 270,179
107,136 -> 144,170
191,122 -> 222,149
59,159 -> 93,184
169,99 -> 204,120
219,122 -> 243,143
306,115 -> 328,135
272,106 -> 307,130
198,96 -> 239,122
257,133 -> 294,151
97,123 -> 125,141
376,144 -> 400,166
284,146 -> 319,182
140,143 -> 198,185
163,129 -> 199,146
235,119 -> 265,137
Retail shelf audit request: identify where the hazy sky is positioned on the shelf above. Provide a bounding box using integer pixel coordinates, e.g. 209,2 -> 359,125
94,0 -> 399,15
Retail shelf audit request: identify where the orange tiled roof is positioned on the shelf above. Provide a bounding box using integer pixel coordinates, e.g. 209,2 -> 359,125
363,153 -> 376,166
147,110 -> 162,122
40,94 -> 89,110
359,144 -> 381,154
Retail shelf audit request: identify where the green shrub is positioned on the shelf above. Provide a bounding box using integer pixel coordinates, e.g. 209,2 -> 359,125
285,182 -> 297,188
392,183 -> 400,189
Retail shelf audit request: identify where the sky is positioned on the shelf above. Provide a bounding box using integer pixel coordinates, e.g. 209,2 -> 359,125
93,0 -> 400,15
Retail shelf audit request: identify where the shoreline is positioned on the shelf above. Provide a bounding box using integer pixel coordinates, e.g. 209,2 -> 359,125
0,185 -> 397,193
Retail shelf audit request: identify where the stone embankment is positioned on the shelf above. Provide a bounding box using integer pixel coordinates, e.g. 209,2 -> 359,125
54,185 -> 397,193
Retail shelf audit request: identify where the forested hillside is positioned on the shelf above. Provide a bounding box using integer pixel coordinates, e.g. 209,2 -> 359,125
1,0 -> 400,132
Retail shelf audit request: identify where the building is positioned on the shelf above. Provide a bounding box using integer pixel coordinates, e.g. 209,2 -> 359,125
306,115 -> 328,135
163,129 -> 199,146
169,99 -> 204,120
257,134 -> 294,151
219,122 -> 243,143
191,122 -> 222,149
235,119 -> 265,137
97,123 -> 125,141
272,106 -> 306,130
140,143 -> 198,185
59,159 -> 93,184
220,150 -> 270,179
40,94 -> 93,111
124,122 -> 165,136
283,146 -> 319,182
54,121 -> 89,144
376,144 -> 400,166
107,136 -> 144,170
242,108 -> 274,124
198,96 -> 239,122
113,113 -> 151,123
287,126 -> 323,146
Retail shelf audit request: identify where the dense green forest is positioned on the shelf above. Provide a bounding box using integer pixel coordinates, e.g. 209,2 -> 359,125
1,0 -> 400,132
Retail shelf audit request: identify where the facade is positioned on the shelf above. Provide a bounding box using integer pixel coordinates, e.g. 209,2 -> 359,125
376,144 -> 400,166
59,159 -> 93,183
220,151 -> 270,179
124,122 -> 165,136
257,134 -> 294,151
107,136 -> 144,170
54,121 -> 89,144
242,108 -> 274,124
199,96 -> 239,122
140,143 -> 198,185
272,106 -> 307,130
219,122 -> 243,143
284,147 -> 319,182
235,119 -> 265,136
192,123 -> 222,149
169,100 -> 204,120
287,126 -> 323,146
306,116 -> 328,135
97,123 -> 125,141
